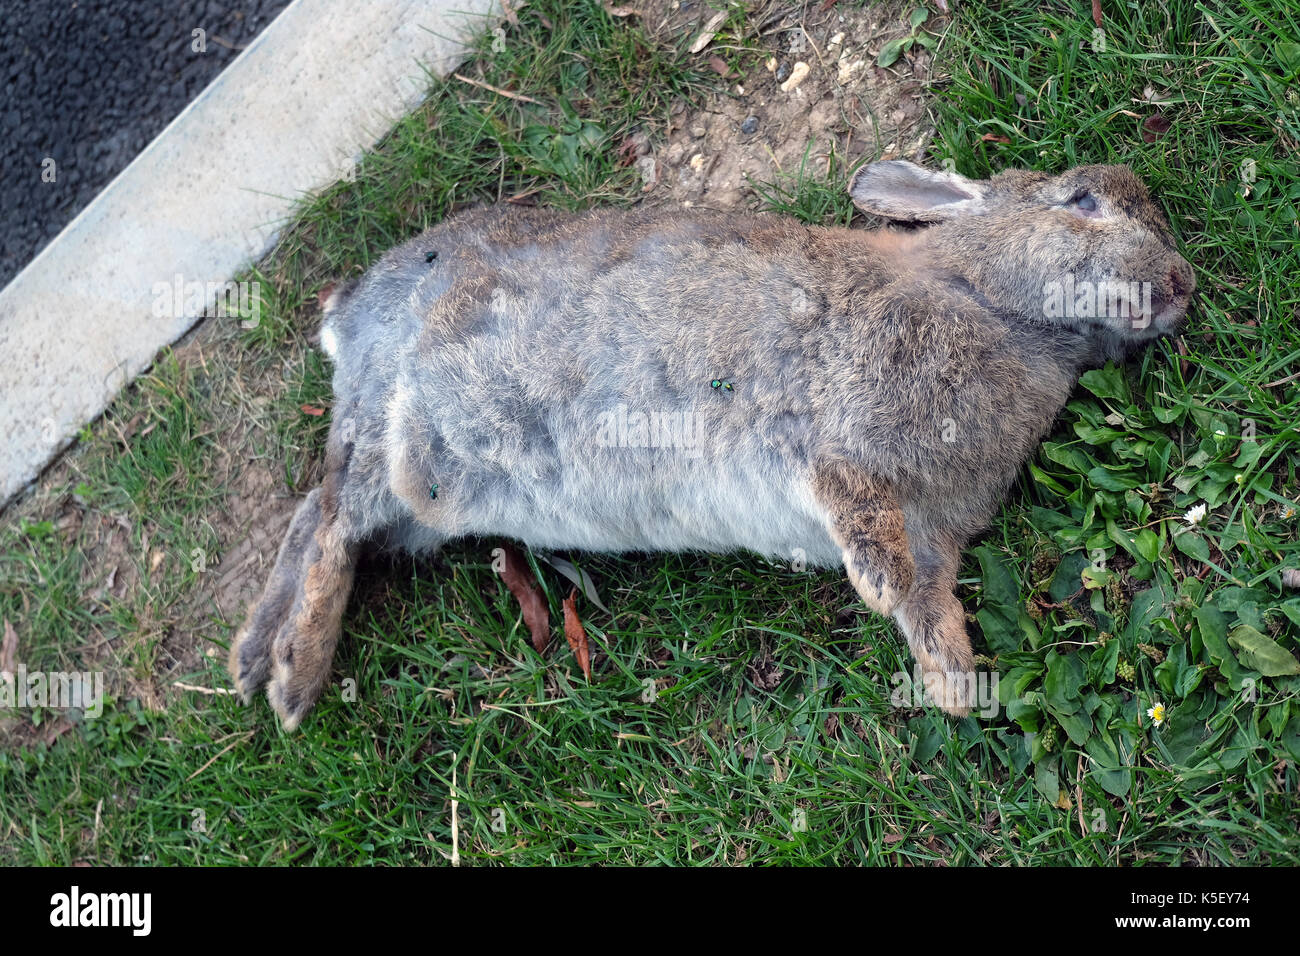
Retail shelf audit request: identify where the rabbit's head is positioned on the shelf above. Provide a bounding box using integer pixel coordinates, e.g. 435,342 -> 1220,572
849,161 -> 1195,349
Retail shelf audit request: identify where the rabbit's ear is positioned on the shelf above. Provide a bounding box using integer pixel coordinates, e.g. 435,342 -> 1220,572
848,161 -> 987,222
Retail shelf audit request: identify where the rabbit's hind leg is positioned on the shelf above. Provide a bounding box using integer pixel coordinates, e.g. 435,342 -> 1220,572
264,482 -> 359,732
228,487 -> 327,702
892,540 -> 975,717
812,459 -> 916,616
229,428 -> 365,731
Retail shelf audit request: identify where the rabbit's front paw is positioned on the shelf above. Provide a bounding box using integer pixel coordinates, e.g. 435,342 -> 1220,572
853,561 -> 910,616
813,460 -> 916,617
899,596 -> 975,718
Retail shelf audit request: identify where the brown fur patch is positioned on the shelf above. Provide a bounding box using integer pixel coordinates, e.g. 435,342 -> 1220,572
812,459 -> 915,615
267,523 -> 357,731
896,544 -> 974,716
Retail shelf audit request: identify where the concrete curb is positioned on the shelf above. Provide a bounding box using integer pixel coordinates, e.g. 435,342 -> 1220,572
0,0 -> 499,506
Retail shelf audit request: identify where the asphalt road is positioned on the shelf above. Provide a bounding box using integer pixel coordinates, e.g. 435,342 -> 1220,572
1,0 -> 291,287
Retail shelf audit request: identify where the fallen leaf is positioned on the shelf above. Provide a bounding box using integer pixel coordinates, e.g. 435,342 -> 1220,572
540,554 -> 611,614
708,55 -> 729,76
1141,113 -> 1172,143
1091,0 -> 1103,30
1283,568 -> 1300,589
615,133 -> 649,167
562,588 -> 591,680
1,619 -> 16,677
689,10 -> 727,54
747,656 -> 784,690
603,3 -> 636,16
883,832 -> 905,844
300,404 -> 326,416
498,543 -> 551,653
980,132 -> 1012,144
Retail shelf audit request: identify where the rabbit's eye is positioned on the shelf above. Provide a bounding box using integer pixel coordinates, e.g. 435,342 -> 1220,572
1068,191 -> 1099,215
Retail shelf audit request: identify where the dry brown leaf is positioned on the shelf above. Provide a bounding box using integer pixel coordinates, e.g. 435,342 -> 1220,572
603,4 -> 637,16
1141,113 -> 1172,143
1,619 -> 16,676
708,55 -> 729,76
980,132 -> 1012,144
746,657 -> 784,691
562,588 -> 591,680
300,404 -> 326,416
1091,0 -> 1104,30
498,543 -> 551,653
689,10 -> 728,54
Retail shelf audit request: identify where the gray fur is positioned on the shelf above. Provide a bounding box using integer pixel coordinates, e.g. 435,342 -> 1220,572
230,160 -> 1195,729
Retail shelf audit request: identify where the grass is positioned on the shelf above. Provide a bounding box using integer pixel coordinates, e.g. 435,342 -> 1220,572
1,0 -> 1298,865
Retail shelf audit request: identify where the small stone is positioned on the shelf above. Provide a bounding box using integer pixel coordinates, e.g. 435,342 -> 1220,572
635,155 -> 658,190
689,153 -> 705,172
766,56 -> 777,72
740,115 -> 759,134
775,61 -> 791,83
779,61 -> 810,93
691,125 -> 706,138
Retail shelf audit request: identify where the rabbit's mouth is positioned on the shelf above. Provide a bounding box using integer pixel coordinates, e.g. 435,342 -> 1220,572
1110,298 -> 1185,338
1115,263 -> 1194,336
1147,264 -> 1196,332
